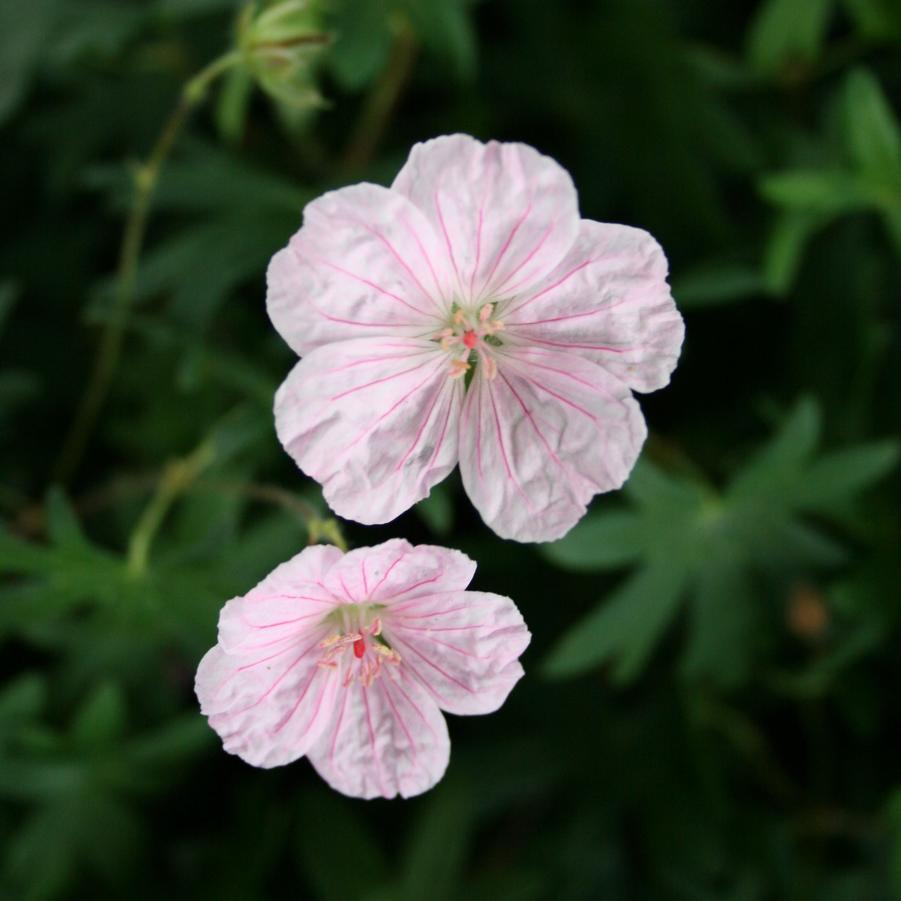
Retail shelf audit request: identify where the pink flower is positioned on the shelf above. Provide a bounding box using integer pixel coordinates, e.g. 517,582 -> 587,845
195,539 -> 530,799
268,134 -> 683,542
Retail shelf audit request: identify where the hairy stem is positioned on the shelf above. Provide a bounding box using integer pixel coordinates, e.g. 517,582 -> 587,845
54,51 -> 241,485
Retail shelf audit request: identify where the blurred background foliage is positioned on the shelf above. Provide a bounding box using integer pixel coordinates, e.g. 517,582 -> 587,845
1,0 -> 900,897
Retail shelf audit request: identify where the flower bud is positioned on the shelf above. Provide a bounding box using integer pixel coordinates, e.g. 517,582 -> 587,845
238,1 -> 331,108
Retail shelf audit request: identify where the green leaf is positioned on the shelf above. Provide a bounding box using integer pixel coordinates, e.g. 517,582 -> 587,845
763,210 -> 824,293
44,487 -> 88,550
131,209 -> 298,331
400,782 -> 477,901
540,511 -> 644,571
544,562 -> 689,682
0,674 -> 46,737
794,441 -> 899,513
842,0 -> 901,40
673,261 -> 766,308
842,68 -> 901,176
746,0 -> 835,73
0,530 -> 52,574
85,140 -> 309,215
402,0 -> 477,82
325,0 -> 394,91
124,715 -> 212,768
681,562 -> 756,687
71,683 -> 127,748
728,399 -> 821,502
760,170 -> 873,213
297,787 -> 390,901
0,0 -> 58,124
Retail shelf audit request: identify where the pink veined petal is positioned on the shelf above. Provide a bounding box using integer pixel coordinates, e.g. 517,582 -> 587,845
391,135 -> 580,303
217,544 -> 342,655
266,184 -> 453,356
387,590 -> 530,715
274,337 -> 463,526
195,634 -> 339,769
501,220 -> 684,393
323,539 -> 477,604
457,345 -> 647,542
307,666 -> 450,799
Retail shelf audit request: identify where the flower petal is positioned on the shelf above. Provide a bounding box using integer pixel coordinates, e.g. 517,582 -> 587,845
392,135 -> 580,303
307,668 -> 450,799
323,539 -> 477,604
275,337 -> 463,525
217,544 -> 342,655
267,184 -> 452,356
386,590 -> 530,715
501,221 -> 684,392
195,635 -> 339,769
458,346 -> 647,542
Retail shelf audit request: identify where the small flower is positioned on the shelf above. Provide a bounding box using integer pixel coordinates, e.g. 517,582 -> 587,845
268,134 -> 684,542
195,539 -> 530,799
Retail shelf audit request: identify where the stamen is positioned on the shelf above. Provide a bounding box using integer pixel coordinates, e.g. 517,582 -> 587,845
450,359 -> 471,379
439,303 -> 504,382
315,604 -> 398,686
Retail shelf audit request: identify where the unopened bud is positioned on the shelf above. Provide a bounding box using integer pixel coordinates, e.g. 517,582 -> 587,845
238,1 -> 331,108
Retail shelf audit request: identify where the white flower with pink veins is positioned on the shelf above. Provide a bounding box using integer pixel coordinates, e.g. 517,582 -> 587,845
268,134 -> 684,542
195,540 -> 530,799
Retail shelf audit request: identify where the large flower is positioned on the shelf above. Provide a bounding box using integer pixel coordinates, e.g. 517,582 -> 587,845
195,539 -> 530,799
268,134 -> 684,542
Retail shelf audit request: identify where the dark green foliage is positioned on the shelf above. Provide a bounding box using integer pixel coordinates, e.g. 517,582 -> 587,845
2,0 -> 900,899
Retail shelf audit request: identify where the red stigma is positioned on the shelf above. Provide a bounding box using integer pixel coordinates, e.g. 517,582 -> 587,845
462,330 -> 478,349
353,638 -> 366,659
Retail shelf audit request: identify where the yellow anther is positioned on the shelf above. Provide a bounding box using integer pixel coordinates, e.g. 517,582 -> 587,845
449,359 -> 471,379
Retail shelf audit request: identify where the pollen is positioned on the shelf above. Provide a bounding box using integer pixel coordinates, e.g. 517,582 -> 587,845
316,604 -> 400,686
450,359 -> 471,379
437,302 -> 504,382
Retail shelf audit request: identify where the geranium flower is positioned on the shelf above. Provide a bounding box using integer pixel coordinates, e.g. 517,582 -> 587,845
268,134 -> 683,542
195,539 -> 530,799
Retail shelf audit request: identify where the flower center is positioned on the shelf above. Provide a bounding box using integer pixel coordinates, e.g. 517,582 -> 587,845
317,603 -> 400,687
436,302 -> 504,382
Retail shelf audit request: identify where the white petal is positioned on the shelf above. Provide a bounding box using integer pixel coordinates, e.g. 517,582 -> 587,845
458,346 -> 647,542
386,590 -> 530,715
267,184 -> 452,356
274,337 -> 463,525
307,668 -> 450,799
392,135 -> 580,302
501,221 -> 684,392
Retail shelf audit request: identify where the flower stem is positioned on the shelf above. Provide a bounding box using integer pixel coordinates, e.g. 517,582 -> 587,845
126,441 -> 216,578
54,50 -> 241,485
340,16 -> 417,171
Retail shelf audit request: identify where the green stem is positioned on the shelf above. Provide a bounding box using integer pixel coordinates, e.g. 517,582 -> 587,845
126,442 -> 216,577
340,17 -> 417,171
54,50 -> 241,485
